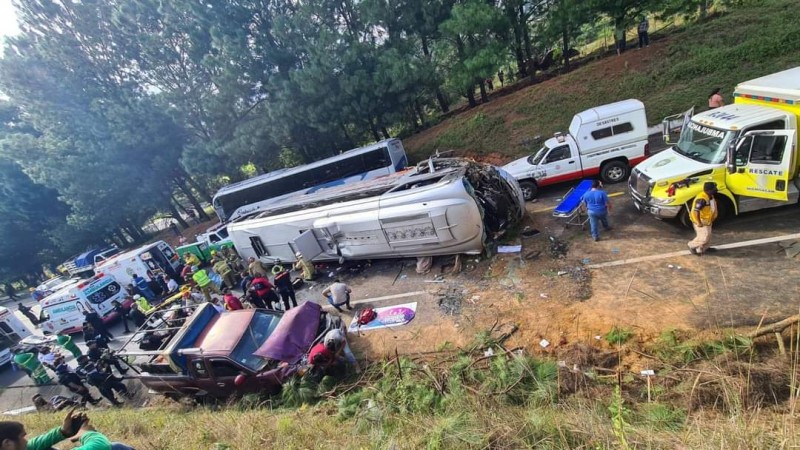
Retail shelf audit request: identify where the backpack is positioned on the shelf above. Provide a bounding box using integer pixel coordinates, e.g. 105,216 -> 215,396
357,307 -> 377,325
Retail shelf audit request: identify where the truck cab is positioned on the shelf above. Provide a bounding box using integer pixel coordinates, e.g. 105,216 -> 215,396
630,68 -> 799,225
504,99 -> 649,200
122,302 -> 347,400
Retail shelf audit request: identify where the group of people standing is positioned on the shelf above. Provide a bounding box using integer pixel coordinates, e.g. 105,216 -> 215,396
581,180 -> 720,255
615,16 -> 650,55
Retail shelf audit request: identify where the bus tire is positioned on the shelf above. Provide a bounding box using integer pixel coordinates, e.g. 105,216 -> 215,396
519,181 -> 538,201
600,160 -> 630,184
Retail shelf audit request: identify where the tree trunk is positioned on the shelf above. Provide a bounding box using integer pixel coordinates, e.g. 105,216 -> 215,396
126,218 -> 147,240
368,117 -> 381,141
183,174 -> 212,204
168,200 -> 190,229
381,125 -> 390,139
414,100 -> 426,126
466,87 -> 477,107
514,26 -> 528,78
421,36 -> 451,113
521,4 -> 533,65
175,177 -> 211,222
170,193 -> 191,217
562,26 -> 571,71
478,80 -> 488,103
340,123 -> 355,149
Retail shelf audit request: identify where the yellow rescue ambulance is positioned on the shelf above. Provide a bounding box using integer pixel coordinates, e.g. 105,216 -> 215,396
630,67 -> 799,226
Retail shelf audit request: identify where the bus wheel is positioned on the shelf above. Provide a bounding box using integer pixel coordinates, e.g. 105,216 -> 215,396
519,181 -> 538,201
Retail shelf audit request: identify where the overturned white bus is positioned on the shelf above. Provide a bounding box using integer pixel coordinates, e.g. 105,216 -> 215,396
227,159 -> 525,263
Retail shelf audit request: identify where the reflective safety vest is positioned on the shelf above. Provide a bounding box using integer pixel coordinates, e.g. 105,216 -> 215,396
135,297 -> 153,313
192,269 -> 212,287
690,191 -> 718,226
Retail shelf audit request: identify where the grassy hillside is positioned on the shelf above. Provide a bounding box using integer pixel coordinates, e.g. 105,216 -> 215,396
405,0 -> 800,163
18,331 -> 800,449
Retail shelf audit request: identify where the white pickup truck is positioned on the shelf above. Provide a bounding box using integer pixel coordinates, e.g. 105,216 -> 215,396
503,99 -> 650,200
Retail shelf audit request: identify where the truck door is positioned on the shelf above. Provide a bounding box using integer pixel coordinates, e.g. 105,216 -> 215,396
662,107 -> 694,144
208,359 -> 252,394
539,144 -> 577,184
188,358 -> 219,396
726,130 -> 796,201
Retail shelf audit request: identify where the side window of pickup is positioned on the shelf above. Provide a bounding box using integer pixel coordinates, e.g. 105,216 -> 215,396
190,359 -> 209,378
210,359 -> 241,378
544,146 -> 571,164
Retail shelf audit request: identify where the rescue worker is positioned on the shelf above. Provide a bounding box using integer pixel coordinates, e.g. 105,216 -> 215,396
54,363 -> 100,406
83,307 -> 114,340
191,266 -> 220,302
273,265 -> 297,310
133,294 -> 154,314
248,256 -> 269,278
247,276 -> 278,309
183,252 -> 201,268
86,340 -> 128,375
212,257 -> 235,290
222,246 -> 244,272
223,292 -> 244,311
110,300 -> 130,333
293,252 -> 316,281
688,182 -> 719,256
131,273 -> 156,301
16,302 -> 39,326
128,303 -> 147,328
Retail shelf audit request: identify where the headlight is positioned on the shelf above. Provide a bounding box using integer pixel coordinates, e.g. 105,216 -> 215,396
650,197 -> 674,205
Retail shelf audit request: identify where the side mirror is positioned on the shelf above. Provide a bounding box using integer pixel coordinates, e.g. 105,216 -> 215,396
234,373 -> 248,386
726,141 -> 737,174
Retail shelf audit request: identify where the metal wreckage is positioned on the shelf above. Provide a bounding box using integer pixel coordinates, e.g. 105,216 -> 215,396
228,158 -> 526,264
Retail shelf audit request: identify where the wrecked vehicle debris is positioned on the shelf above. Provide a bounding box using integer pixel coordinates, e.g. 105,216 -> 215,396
228,158 -> 525,263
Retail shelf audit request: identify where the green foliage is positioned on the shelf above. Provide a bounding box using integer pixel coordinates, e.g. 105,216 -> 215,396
605,327 -> 634,345
638,403 -> 686,431
608,385 -> 632,449
280,375 -> 321,408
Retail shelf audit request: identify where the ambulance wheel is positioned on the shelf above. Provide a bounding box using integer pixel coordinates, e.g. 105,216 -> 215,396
678,207 -> 692,228
600,161 -> 629,184
519,181 -> 538,201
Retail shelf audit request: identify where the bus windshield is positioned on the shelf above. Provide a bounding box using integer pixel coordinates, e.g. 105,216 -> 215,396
674,122 -> 736,164
213,141 -> 405,222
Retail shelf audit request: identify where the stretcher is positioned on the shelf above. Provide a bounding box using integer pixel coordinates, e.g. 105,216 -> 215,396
553,179 -> 592,229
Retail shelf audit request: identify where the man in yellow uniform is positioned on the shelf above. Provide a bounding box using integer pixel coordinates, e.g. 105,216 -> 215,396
688,182 -> 718,256
293,252 -> 316,281
184,252 -> 201,268
212,257 -> 235,290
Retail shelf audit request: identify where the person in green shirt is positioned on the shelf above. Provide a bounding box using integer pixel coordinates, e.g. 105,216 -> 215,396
0,408 -> 112,450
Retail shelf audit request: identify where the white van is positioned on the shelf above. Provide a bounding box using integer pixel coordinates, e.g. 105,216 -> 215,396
0,306 -> 34,367
503,99 -> 650,200
94,240 -> 182,287
39,273 -> 129,335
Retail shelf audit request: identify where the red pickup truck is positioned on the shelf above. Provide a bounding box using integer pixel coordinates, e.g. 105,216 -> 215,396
119,302 -> 345,400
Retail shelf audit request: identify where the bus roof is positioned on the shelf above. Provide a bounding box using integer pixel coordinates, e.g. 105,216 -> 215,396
214,138 -> 401,197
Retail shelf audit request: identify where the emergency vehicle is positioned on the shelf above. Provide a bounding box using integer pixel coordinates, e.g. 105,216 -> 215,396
503,99 -> 649,200
39,273 -> 129,335
0,306 -> 33,367
630,67 -> 799,226
93,240 -> 182,287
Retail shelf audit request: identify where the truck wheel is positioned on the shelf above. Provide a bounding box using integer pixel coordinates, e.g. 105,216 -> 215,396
519,181 -> 538,201
678,206 -> 692,228
600,161 -> 630,184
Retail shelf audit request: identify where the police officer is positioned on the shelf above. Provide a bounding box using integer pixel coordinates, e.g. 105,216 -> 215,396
76,355 -> 131,407
86,340 -> 128,375
54,363 -> 100,406
688,182 -> 719,256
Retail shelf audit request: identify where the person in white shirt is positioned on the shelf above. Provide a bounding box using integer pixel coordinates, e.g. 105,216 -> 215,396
37,346 -> 59,369
164,275 -> 179,294
322,279 -> 352,312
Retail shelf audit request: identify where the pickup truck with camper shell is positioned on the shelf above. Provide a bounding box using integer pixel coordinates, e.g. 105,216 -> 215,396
503,99 -> 650,200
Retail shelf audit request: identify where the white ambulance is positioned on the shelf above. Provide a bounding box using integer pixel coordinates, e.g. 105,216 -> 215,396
0,306 -> 34,367
94,240 -> 182,287
39,273 -> 128,335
